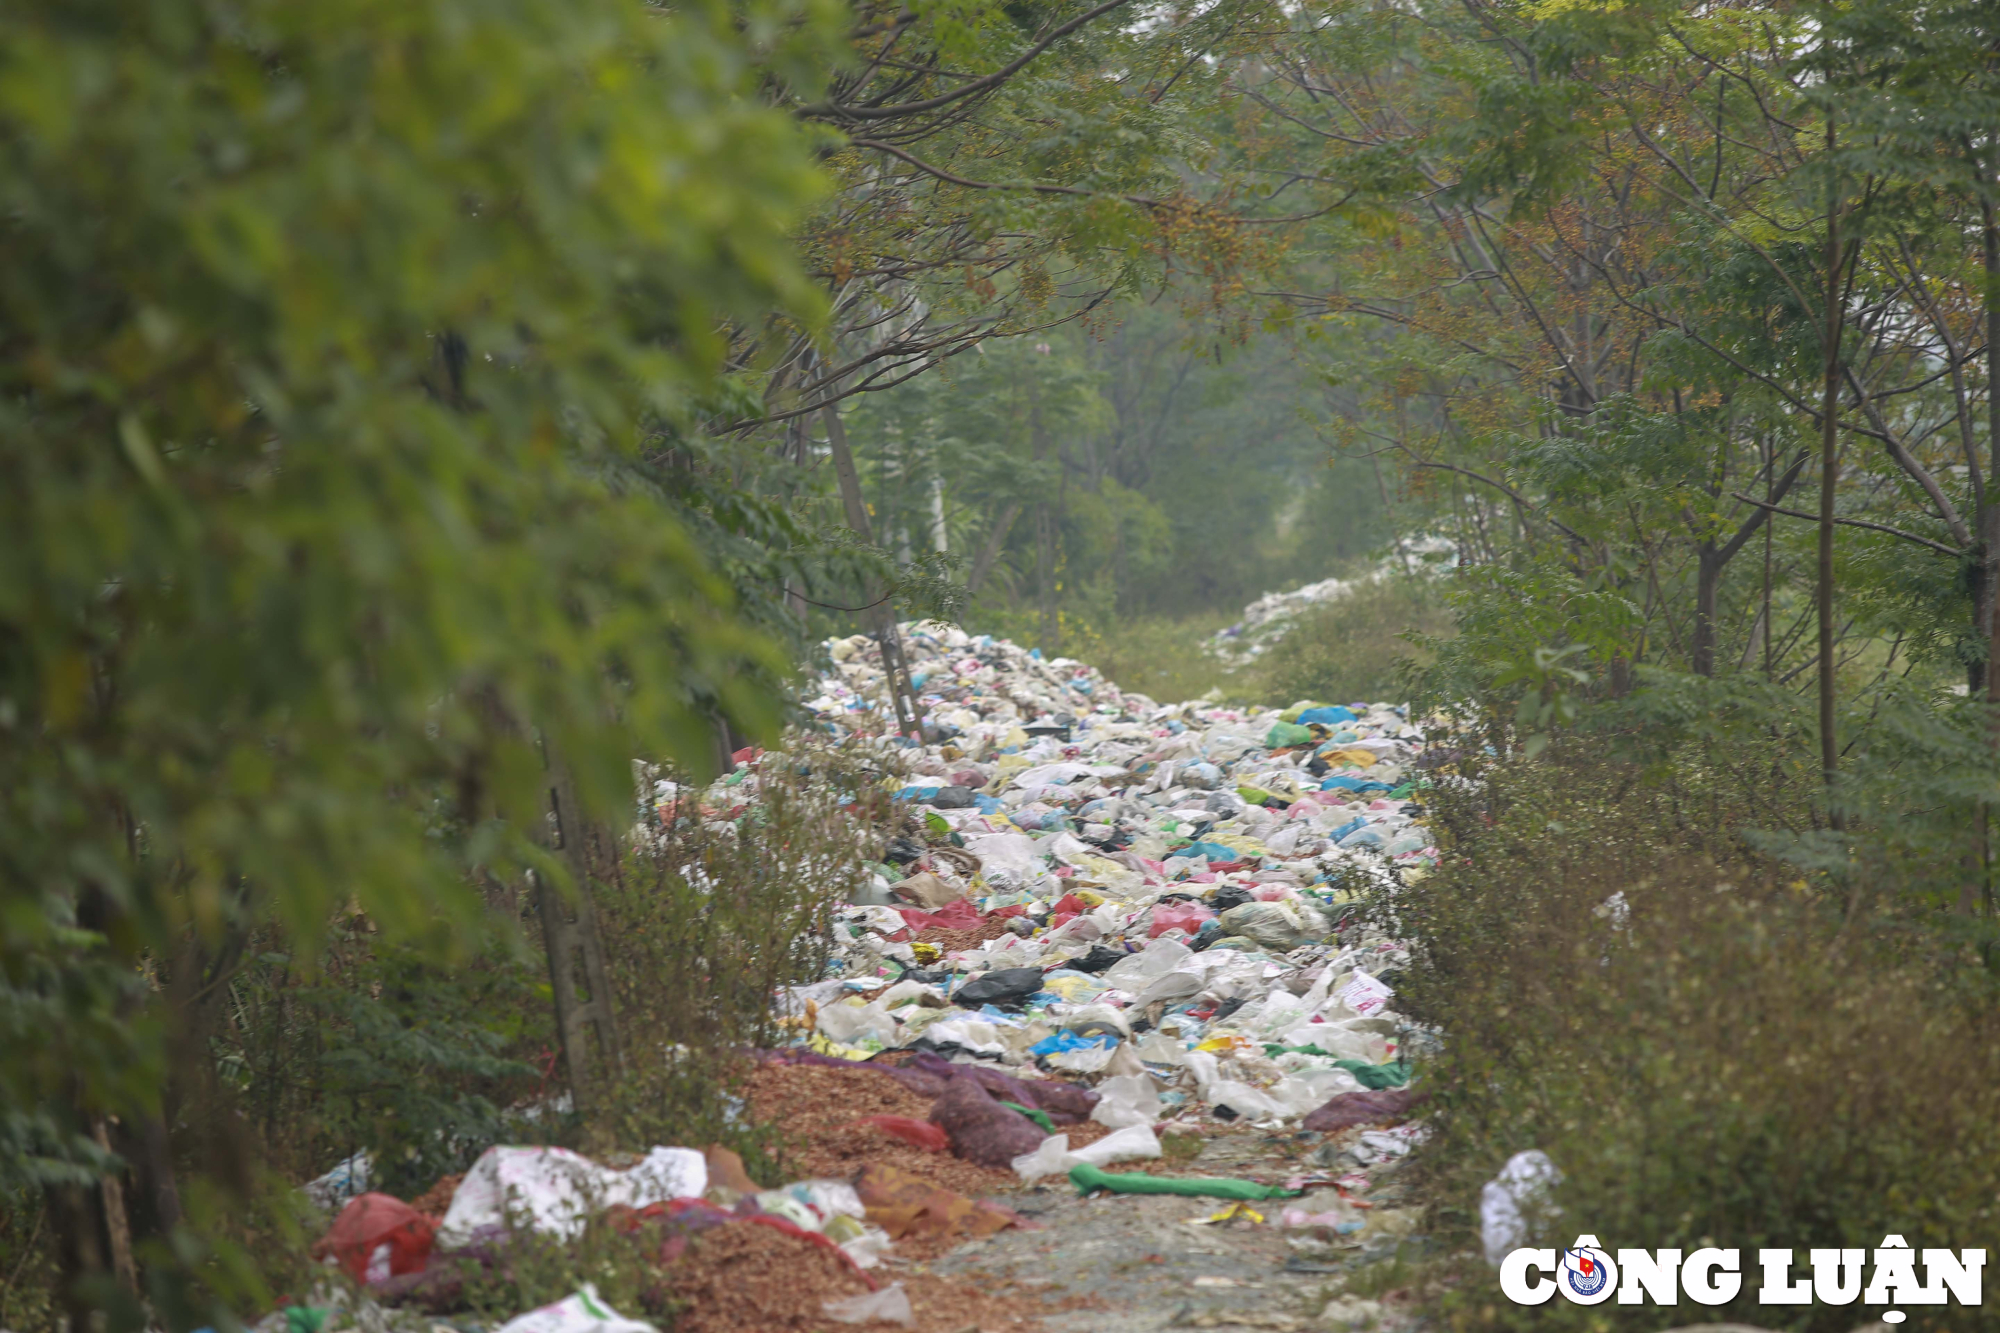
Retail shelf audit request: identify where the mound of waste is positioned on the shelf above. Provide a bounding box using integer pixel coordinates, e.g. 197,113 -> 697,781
1206,536 -> 1455,666
284,621 -> 1436,1333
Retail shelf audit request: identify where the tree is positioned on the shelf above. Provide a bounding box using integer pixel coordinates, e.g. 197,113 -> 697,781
0,0 -> 833,1320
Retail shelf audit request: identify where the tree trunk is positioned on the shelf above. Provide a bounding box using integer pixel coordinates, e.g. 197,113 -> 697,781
1983,198 -> 2000,713
1974,196 -> 2000,915
1691,543 -> 1722,676
821,404 -> 920,737
966,500 -> 1022,597
536,755 -> 624,1113
1817,122 -> 1843,820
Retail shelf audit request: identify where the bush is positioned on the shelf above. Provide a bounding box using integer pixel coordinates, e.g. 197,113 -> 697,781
1250,576 -> 1451,707
1384,749 -> 2000,1333
1085,613 -> 1237,703
594,735 -> 903,1181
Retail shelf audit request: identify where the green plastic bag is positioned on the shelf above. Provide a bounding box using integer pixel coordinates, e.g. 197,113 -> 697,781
1265,721 -> 1314,749
1260,1050 -> 1411,1089
1001,1100 -> 1055,1133
1068,1164 -> 1302,1200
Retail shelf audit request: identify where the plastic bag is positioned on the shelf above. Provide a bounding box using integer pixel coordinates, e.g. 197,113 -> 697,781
1067,944 -> 1127,974
951,967 -> 1045,1008
438,1146 -> 706,1246
494,1285 -> 656,1333
1040,971 -> 1110,1003
1029,1030 -> 1118,1074
890,871 -> 964,909
816,998 -> 897,1045
928,1076 -> 1047,1168
1205,1079 -> 1289,1122
897,898 -> 984,932
1132,969 -> 1204,1007
1090,1073 -> 1163,1128
1216,900 -> 1324,951
1075,1122 -> 1161,1167
822,1282 -> 914,1326
319,1193 -> 434,1283
855,1163 -> 1022,1241
825,1216 -> 895,1269
1009,1124 -> 1161,1179
1480,1150 -> 1561,1265
1149,902 -> 1215,938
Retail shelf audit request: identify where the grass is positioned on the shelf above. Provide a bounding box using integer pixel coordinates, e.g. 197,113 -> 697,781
1084,611 -> 1239,704
1242,576 -> 1453,708
1079,575 -> 1453,709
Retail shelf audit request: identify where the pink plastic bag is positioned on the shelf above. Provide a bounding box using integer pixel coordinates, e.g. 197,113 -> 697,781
1149,902 -> 1215,938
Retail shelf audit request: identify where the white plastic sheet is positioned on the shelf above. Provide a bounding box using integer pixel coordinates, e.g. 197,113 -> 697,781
494,1285 -> 656,1333
1480,1149 -> 1561,1264
438,1146 -> 707,1246
822,1283 -> 914,1326
1010,1123 -> 1163,1180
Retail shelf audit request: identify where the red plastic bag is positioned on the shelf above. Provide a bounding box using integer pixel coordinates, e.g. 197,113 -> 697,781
898,898 -> 983,932
320,1193 -> 435,1283
1149,902 -> 1215,938
854,1115 -> 949,1152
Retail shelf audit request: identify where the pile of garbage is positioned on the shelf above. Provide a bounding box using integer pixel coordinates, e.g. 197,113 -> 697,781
1207,538 -> 1455,666
294,1138 -> 1043,1333
795,619 -> 1433,1140
288,621 -> 1438,1332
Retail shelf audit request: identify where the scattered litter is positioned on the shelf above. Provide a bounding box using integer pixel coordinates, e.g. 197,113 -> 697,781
285,615 -> 1439,1333
1480,1149 -> 1561,1264
1068,1164 -> 1302,1201
821,1282 -> 915,1326
438,1146 -> 706,1246
493,1285 -> 655,1333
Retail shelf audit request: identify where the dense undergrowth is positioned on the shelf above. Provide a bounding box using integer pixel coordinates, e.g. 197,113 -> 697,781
0,740 -> 901,1333
1385,727 -> 2000,1333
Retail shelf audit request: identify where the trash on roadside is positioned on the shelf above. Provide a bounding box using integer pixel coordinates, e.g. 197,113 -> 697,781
1067,1164 -> 1303,1201
313,1192 -> 436,1284
821,1282 -> 915,1326
437,1146 -> 707,1246
1480,1149 -> 1561,1264
492,1285 -> 657,1333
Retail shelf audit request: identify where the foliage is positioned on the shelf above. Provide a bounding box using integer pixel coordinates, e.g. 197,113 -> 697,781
1382,746 -> 2000,1333
217,934 -> 554,1199
596,737 -> 905,1181
1250,575 -> 1453,708
0,0 -> 837,1319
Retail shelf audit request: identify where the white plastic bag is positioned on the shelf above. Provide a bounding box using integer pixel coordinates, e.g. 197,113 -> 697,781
1010,1124 -> 1161,1179
1010,1134 -> 1077,1181
1206,1079 -> 1289,1123
1073,1122 -> 1161,1167
1480,1150 -> 1560,1264
822,1282 -> 914,1326
815,998 -> 897,1045
1102,938 -> 1190,988
824,1216 -> 895,1269
495,1285 -> 656,1333
438,1146 -> 707,1246
1090,1073 -> 1162,1128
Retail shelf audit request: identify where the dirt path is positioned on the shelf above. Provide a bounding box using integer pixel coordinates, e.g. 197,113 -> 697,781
922,1129 -> 1424,1333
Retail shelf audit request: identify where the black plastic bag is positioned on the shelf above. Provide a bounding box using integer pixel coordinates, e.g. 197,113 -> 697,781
951,966 -> 1045,1008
